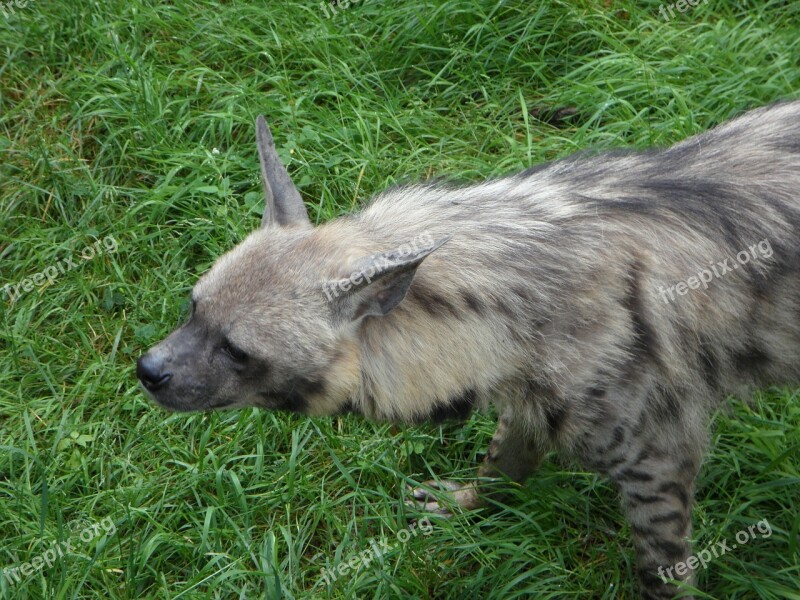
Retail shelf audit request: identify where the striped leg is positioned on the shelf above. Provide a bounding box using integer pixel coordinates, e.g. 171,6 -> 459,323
615,449 -> 699,599
578,405 -> 702,600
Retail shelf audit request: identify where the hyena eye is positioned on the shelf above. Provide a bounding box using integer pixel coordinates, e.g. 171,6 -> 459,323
221,339 -> 248,362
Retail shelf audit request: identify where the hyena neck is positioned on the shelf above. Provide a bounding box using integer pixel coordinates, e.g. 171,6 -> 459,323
347,269 -> 541,424
351,318 -> 490,423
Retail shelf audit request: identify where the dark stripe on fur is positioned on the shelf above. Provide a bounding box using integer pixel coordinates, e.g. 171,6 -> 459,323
697,338 -> 720,391
624,260 -> 661,367
652,538 -> 686,561
649,510 -> 686,524
588,386 -> 607,398
733,344 -> 770,372
544,402 -> 568,436
618,468 -> 655,482
651,387 -> 681,424
657,481 -> 690,509
630,492 -> 665,504
427,389 -> 476,423
408,285 -> 463,320
459,290 -> 487,315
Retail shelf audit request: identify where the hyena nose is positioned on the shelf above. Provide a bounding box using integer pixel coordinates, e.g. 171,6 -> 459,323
136,353 -> 172,391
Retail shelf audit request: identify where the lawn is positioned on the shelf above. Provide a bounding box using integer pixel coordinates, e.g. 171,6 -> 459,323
0,0 -> 798,598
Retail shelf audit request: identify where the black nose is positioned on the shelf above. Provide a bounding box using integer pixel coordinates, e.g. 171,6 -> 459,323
136,353 -> 172,391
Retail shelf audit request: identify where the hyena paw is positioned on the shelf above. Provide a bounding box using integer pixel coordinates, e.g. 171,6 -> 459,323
406,479 -> 481,516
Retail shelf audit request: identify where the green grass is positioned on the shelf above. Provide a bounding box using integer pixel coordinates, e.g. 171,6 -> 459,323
1,0 -> 799,598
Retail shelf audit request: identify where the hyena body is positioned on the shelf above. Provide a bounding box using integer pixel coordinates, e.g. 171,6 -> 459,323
138,101 -> 800,598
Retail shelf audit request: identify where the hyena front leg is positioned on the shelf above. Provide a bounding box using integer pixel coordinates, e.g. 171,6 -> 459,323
410,409 -> 543,516
581,409 -> 704,600
617,447 -> 701,600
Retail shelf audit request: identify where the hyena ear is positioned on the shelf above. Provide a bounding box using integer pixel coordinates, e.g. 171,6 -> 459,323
255,115 -> 311,229
326,235 -> 451,323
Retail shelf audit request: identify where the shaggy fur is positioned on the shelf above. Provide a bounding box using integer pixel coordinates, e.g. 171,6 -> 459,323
138,102 -> 800,599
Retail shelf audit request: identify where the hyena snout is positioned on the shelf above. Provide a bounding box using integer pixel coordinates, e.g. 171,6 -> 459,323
136,324 -> 221,412
136,352 -> 172,392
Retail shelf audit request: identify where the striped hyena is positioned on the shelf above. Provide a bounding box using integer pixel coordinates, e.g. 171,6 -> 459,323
138,101 -> 800,598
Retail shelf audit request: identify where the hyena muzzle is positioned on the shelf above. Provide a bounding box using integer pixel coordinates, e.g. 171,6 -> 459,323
138,102 -> 800,599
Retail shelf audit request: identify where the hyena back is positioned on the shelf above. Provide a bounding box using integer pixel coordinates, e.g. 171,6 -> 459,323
138,101 -> 800,599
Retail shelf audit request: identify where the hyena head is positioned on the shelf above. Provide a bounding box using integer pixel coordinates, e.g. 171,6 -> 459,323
137,116 -> 447,415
